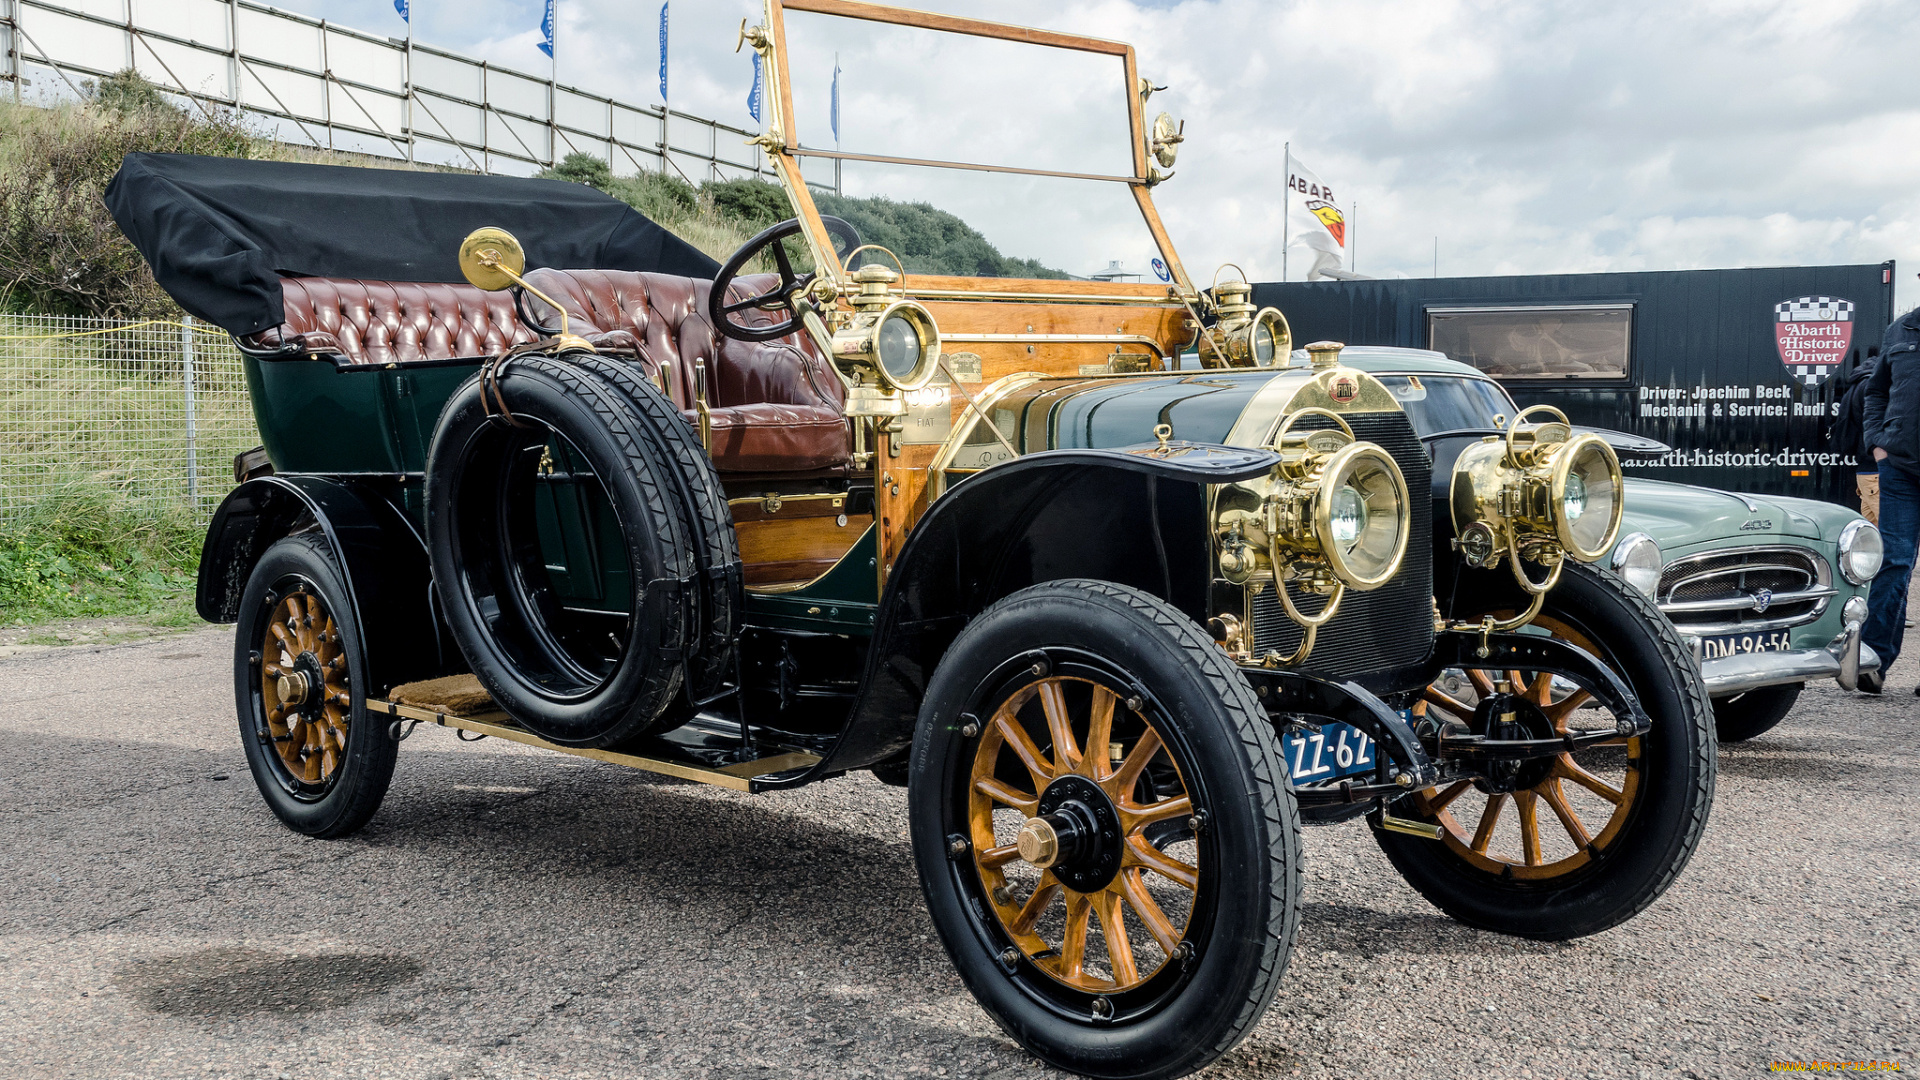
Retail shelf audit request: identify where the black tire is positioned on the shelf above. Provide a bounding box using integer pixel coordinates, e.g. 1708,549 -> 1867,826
1378,560 -> 1716,939
909,580 -> 1300,1080
234,534 -> 396,838
1711,683 -> 1801,743
426,353 -> 689,748
554,352 -> 742,712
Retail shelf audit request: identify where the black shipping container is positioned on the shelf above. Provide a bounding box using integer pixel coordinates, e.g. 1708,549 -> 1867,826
1254,263 -> 1899,505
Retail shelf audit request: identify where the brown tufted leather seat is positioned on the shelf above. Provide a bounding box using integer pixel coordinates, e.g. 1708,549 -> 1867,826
245,271 -> 851,475
521,268 -> 850,475
248,278 -> 540,364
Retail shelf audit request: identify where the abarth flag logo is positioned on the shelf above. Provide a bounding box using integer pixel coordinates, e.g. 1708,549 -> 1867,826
1773,295 -> 1854,388
1308,202 -> 1345,247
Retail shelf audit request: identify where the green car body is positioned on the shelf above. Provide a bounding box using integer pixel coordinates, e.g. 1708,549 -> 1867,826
1330,347 -> 1879,707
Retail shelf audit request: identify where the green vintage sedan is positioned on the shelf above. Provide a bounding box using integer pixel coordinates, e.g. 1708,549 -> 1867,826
1327,347 -> 1882,742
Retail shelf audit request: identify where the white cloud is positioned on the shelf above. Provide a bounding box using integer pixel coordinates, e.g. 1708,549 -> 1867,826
286,0 -> 1920,312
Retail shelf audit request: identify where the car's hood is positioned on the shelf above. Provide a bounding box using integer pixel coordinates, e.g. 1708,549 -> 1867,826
1621,478 -> 1825,547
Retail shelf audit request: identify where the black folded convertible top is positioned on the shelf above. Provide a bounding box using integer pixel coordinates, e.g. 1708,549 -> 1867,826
106,153 -> 720,336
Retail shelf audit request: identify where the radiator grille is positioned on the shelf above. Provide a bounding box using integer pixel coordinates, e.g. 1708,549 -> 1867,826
1249,410 -> 1434,683
1656,546 -> 1830,632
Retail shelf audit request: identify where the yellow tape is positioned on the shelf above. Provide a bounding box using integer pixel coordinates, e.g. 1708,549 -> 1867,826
0,319 -> 204,341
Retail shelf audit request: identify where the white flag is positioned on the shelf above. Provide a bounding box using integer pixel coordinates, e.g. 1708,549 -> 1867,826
1286,153 -> 1346,279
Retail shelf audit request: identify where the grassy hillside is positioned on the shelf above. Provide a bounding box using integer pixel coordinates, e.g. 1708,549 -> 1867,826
547,155 -> 1064,278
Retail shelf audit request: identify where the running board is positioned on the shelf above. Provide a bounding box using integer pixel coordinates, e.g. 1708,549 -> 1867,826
367,699 -> 821,792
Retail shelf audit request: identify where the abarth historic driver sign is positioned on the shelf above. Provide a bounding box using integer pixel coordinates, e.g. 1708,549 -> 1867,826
1774,295 -> 1855,388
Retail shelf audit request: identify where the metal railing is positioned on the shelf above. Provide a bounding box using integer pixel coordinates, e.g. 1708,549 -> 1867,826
0,314 -> 251,523
0,0 -> 775,183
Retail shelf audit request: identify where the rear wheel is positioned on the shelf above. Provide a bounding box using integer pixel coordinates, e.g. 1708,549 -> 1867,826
234,534 -> 396,838
1711,683 -> 1801,743
910,580 -> 1299,1080
1377,561 -> 1715,939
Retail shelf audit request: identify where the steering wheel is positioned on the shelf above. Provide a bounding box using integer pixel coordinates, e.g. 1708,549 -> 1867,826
709,215 -> 864,343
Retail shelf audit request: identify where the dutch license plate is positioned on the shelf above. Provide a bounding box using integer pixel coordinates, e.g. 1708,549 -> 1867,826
1283,721 -> 1382,784
1700,631 -> 1792,659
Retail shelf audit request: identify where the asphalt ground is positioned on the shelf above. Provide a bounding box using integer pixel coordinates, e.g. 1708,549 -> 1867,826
1,621 -> 1915,1080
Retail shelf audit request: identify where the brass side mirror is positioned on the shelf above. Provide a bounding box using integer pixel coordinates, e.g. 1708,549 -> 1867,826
456,227 -> 594,355
459,227 -> 526,292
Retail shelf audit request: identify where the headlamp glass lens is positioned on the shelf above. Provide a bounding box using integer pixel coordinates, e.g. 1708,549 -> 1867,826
877,314 -> 921,382
1253,321 -> 1276,365
1330,485 -> 1365,545
1564,443 -> 1617,555
1563,473 -> 1587,522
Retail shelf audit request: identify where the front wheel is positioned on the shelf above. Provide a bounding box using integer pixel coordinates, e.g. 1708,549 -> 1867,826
1711,683 -> 1801,743
1378,561 -> 1716,939
909,580 -> 1300,1080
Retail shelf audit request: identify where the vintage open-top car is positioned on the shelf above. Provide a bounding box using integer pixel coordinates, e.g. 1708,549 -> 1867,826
108,3 -> 1716,1077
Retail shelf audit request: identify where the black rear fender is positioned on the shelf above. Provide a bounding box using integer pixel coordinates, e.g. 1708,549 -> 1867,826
198,475 -> 449,694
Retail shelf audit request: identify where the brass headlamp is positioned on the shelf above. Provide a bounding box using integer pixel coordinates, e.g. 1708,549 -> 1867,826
1214,407 -> 1411,663
1205,267 -> 1291,368
1449,404 -> 1624,624
822,260 -> 942,417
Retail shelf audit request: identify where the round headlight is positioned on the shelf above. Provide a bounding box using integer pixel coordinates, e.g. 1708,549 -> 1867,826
1314,443 -> 1410,590
1550,434 -> 1623,561
1250,307 -> 1290,368
1609,531 -> 1662,599
877,315 -> 920,380
859,300 -> 941,392
1839,518 -> 1883,585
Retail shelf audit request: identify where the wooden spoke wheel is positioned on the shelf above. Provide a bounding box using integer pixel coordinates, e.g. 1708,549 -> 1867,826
259,586 -> 353,790
910,581 -> 1298,1080
1410,613 -> 1639,880
234,535 -> 396,838
1376,561 -> 1714,940
968,675 -> 1200,995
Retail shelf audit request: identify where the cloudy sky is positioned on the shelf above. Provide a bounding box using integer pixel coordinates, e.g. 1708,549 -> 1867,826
291,0 -> 1920,313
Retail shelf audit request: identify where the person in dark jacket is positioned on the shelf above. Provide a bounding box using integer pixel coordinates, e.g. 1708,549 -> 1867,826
1836,347 -> 1880,523
1860,304 -> 1920,693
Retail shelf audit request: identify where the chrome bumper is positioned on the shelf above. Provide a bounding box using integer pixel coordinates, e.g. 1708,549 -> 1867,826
1690,623 -> 1879,697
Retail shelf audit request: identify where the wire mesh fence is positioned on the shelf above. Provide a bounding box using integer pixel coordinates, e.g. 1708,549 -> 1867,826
0,314 -> 255,524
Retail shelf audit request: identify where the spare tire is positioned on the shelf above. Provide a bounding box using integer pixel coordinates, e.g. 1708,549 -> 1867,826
558,352 -> 742,707
426,353 -> 690,747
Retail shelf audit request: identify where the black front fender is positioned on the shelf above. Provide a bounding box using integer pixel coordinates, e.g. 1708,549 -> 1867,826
198,475 -> 448,694
787,445 -> 1283,783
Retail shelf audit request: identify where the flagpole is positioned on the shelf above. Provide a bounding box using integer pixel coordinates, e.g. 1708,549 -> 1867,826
833,52 -> 841,196
403,5 -> 414,163
548,0 -> 557,169
1281,141 -> 1289,283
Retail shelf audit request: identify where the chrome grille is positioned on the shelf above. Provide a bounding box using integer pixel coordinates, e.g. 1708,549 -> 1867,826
1656,546 -> 1832,634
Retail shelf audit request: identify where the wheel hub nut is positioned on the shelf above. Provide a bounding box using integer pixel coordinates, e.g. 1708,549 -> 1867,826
1016,818 -> 1060,867
277,671 -> 310,705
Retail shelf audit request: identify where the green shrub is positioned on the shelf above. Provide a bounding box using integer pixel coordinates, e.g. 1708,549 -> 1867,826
0,482 -> 199,624
540,150 -> 615,190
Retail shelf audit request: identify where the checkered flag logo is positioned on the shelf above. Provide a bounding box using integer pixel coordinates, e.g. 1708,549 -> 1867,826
1773,295 -> 1855,388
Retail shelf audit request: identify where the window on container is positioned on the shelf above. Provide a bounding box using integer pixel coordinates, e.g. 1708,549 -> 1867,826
1426,305 -> 1632,380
